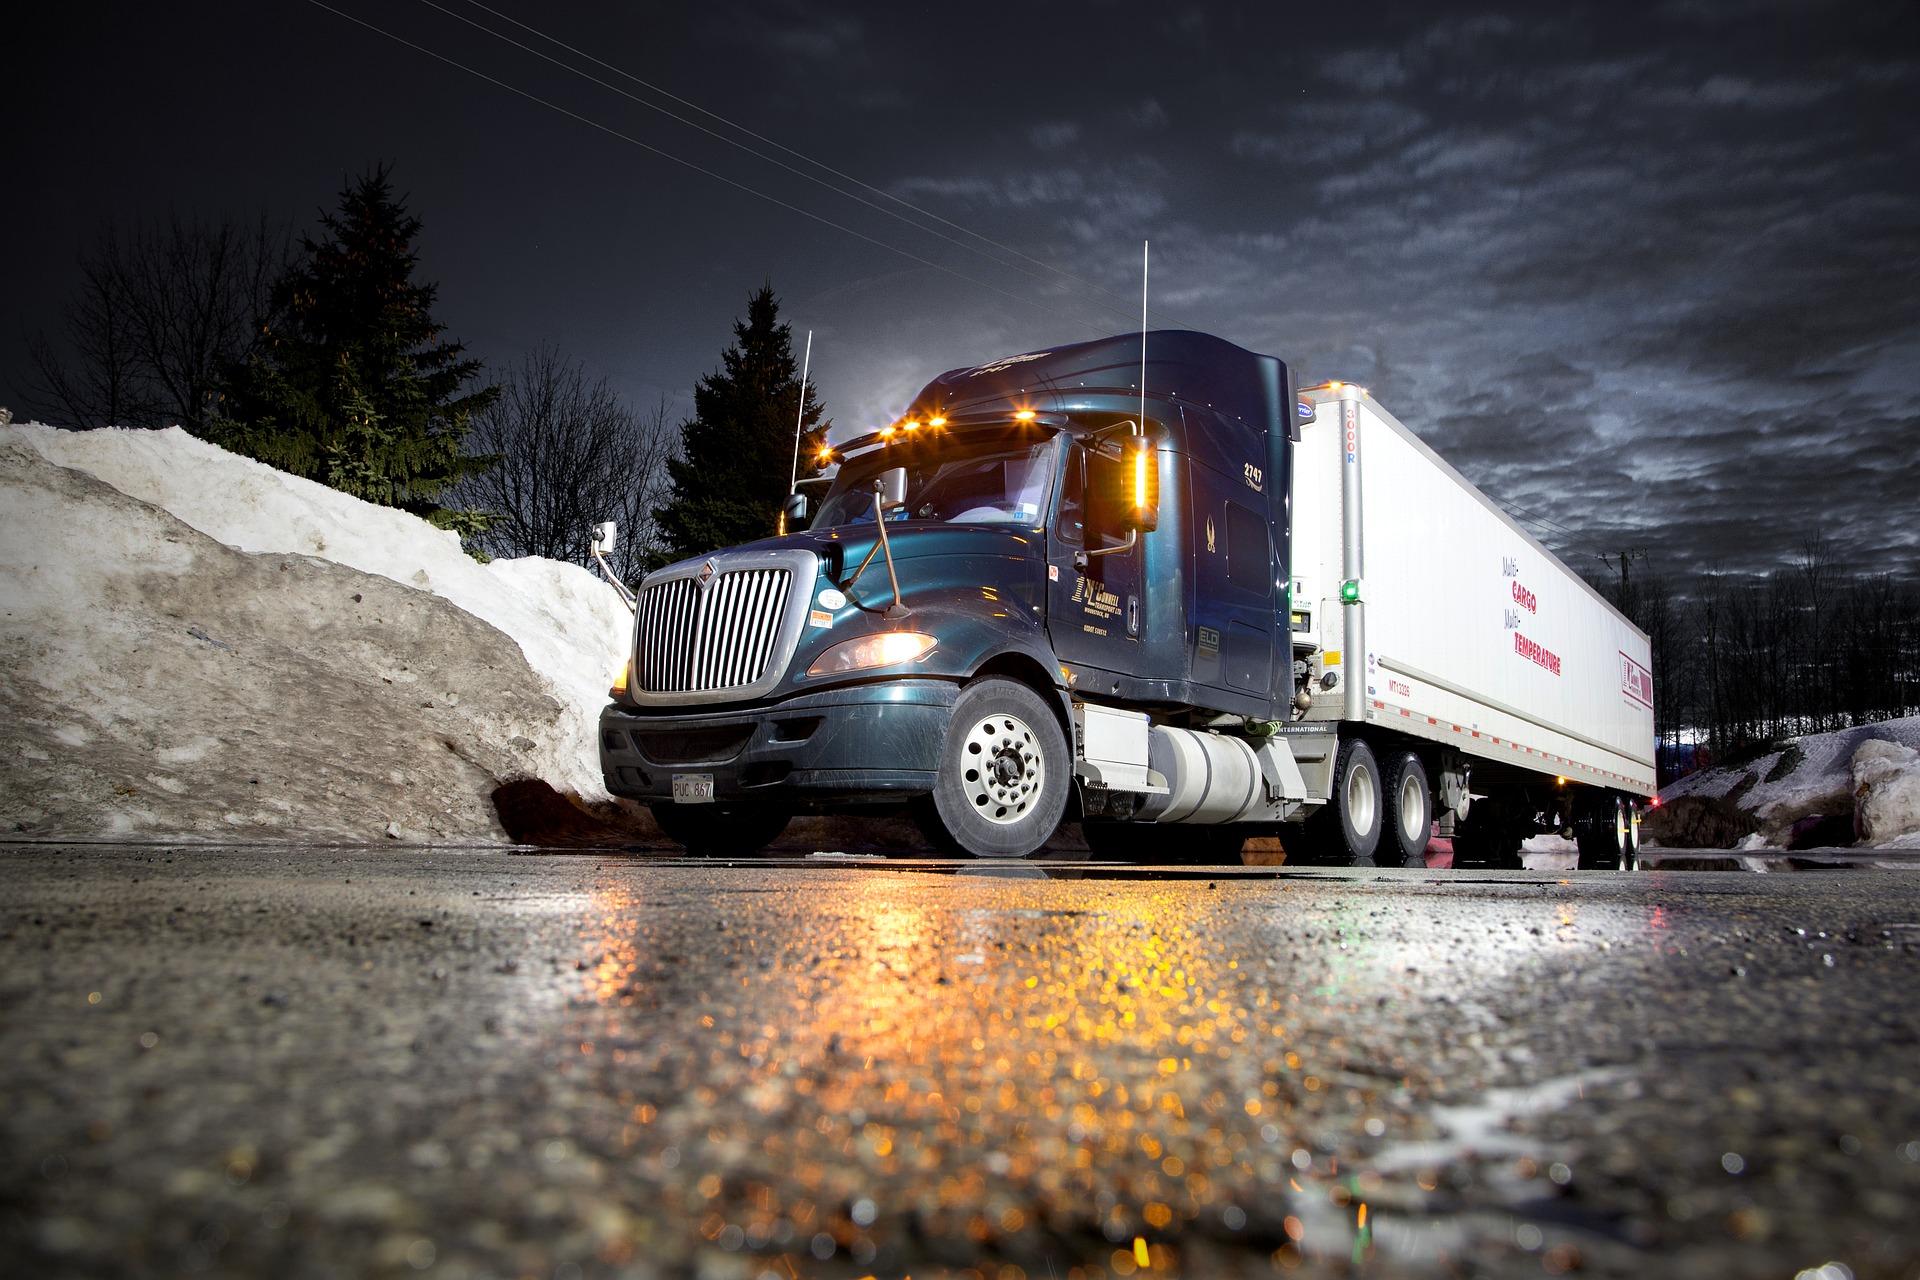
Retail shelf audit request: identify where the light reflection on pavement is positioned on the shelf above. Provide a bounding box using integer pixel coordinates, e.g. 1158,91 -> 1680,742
2,845 -> 1918,1279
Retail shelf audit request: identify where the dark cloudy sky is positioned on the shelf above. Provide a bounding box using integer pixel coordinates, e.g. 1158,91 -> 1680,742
7,0 -> 1917,581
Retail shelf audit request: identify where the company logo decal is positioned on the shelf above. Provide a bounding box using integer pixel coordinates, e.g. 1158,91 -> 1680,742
964,350 -> 1051,377
1205,516 -> 1217,554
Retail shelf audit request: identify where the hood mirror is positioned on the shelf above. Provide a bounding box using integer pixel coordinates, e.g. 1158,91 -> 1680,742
874,465 -> 908,511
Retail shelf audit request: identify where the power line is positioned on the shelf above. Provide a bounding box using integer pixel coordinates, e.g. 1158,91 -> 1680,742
298,0 -> 1120,332
445,0 -> 1198,330
407,0 -> 1179,334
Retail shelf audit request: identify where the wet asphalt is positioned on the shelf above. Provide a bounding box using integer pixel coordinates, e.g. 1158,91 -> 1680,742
2,845 -> 1918,1280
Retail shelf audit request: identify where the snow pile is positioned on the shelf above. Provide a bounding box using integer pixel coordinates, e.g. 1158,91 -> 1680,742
9,425 -> 631,802
1653,715 -> 1920,849
1,438 -> 600,841
1851,740 -> 1920,848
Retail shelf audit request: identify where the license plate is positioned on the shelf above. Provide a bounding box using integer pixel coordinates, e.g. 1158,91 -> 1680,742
671,773 -> 715,804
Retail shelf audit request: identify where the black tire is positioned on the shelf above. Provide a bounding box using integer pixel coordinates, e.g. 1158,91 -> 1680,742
1083,821 -> 1246,864
649,802 -> 792,857
1305,737 -> 1384,866
1624,800 -> 1641,871
1575,794 -> 1628,870
1380,751 -> 1433,868
914,678 -> 1070,858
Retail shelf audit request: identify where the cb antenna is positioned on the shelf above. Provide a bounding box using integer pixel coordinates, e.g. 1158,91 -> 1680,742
1138,240 -> 1149,435
787,328 -> 814,497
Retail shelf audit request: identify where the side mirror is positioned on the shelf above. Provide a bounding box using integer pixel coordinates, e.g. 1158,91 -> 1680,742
590,521 -> 618,555
782,492 -> 809,526
874,466 -> 908,511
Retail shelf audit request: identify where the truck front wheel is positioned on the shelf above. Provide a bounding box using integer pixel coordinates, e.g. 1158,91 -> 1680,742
914,677 -> 1070,858
650,803 -> 792,857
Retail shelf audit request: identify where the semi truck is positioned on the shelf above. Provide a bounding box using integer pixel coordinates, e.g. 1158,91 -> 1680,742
600,331 -> 1655,867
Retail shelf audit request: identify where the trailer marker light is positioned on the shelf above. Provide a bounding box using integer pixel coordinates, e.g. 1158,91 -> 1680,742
1340,579 -> 1361,604
928,415 -> 947,427
1013,409 -> 1037,421
903,419 -> 920,431
879,424 -> 896,439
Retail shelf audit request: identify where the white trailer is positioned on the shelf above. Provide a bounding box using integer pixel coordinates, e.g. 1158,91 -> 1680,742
1287,384 -> 1655,867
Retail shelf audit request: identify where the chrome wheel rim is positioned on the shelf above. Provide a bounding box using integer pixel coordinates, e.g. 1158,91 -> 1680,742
1346,760 -> 1378,837
961,713 -> 1044,826
1398,773 -> 1424,842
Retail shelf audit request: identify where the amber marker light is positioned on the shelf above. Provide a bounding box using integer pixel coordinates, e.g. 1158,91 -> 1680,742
1013,409 -> 1037,422
927,415 -> 947,427
609,658 -> 631,699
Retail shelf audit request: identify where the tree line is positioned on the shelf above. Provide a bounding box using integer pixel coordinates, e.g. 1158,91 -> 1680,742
22,165 -> 824,578
1587,535 -> 1919,778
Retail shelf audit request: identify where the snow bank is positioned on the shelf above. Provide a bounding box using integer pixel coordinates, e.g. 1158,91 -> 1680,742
10,425 -> 630,802
1852,740 -> 1920,847
1,439 -> 594,841
1652,715 -> 1920,849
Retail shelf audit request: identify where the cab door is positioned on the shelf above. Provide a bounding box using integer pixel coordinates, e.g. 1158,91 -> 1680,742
1046,440 -> 1143,680
1189,462 -> 1275,700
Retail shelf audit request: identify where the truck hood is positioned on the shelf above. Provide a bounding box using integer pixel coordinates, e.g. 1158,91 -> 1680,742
659,524 -> 1047,581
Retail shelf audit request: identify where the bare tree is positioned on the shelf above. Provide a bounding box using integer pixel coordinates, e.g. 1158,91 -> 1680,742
451,346 -> 676,581
26,213 -> 286,430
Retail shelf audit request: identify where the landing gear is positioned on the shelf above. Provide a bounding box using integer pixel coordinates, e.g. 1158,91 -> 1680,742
914,678 -> 1071,858
650,803 -> 792,857
1453,796 -> 1524,870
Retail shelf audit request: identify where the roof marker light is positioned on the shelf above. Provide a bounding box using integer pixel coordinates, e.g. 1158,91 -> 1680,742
928,415 -> 947,428
1013,409 -> 1037,422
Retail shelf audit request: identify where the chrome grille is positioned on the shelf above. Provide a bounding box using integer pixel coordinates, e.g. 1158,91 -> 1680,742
635,566 -> 795,695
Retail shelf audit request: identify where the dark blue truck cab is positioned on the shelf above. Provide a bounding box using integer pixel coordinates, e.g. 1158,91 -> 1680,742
600,330 -> 1334,858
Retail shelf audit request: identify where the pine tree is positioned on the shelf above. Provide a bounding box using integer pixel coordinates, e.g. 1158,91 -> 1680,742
654,285 -> 827,561
208,165 -> 498,522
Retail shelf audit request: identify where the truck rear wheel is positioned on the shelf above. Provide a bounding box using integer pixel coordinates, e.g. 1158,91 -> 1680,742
1576,794 -> 1630,870
1304,737 -> 1384,866
1381,751 -> 1432,868
914,677 -> 1069,858
649,803 -> 792,857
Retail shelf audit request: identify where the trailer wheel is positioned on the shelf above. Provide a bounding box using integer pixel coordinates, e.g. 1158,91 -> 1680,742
1381,751 -> 1432,868
914,677 -> 1070,858
649,803 -> 792,857
1575,794 -> 1629,870
1306,738 -> 1384,866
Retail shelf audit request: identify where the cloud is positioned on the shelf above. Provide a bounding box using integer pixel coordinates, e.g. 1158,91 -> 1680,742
1028,122 -> 1081,151
1125,98 -> 1170,129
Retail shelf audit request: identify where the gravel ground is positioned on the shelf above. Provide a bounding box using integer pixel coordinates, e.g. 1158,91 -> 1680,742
2,845 -> 1918,1279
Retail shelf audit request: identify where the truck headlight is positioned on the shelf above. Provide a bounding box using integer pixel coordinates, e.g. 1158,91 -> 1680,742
807,631 -> 936,676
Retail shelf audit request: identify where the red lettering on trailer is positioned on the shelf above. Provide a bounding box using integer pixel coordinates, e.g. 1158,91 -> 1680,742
1514,632 -> 1562,675
1510,580 -> 1537,613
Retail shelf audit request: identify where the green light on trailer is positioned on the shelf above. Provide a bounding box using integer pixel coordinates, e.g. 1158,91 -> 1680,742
1340,579 -> 1362,604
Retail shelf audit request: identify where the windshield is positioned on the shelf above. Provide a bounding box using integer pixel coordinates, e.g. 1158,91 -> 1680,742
811,431 -> 1060,530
